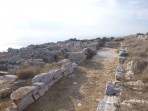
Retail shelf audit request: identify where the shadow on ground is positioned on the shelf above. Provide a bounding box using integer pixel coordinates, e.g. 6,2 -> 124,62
80,60 -> 104,70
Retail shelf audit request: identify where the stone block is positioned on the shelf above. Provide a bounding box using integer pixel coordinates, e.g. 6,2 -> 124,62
38,84 -> 48,96
105,82 -> 120,96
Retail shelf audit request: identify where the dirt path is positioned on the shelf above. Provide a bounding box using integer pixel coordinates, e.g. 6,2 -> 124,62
24,48 -> 118,111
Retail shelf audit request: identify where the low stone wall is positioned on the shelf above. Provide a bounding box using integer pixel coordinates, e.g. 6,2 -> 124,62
66,48 -> 90,64
10,49 -> 89,111
96,44 -> 128,111
105,42 -> 121,48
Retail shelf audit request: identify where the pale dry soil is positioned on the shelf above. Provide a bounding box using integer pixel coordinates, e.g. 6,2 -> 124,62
23,48 -> 118,111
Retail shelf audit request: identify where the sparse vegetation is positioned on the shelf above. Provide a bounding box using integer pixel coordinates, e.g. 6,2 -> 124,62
14,63 -> 62,80
124,36 -> 148,82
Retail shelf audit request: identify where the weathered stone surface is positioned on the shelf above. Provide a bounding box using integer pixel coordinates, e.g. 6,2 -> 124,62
124,80 -> 145,87
63,62 -> 73,70
32,72 -> 54,84
126,61 -> 133,71
120,99 -> 148,110
10,86 -> 37,110
72,63 -> 77,69
10,86 -> 34,100
0,64 -> 8,71
53,69 -> 63,80
66,52 -> 86,64
119,52 -> 128,57
115,71 -> 124,81
8,56 -> 22,65
115,64 -> 125,80
33,82 -> 45,89
48,80 -> 55,88
97,96 -> 119,111
105,42 -> 121,48
57,59 -> 70,65
63,70 -> 69,77
33,93 -> 40,100
69,67 -> 74,74
38,84 -> 48,96
105,82 -> 120,96
119,57 -> 127,64
124,70 -> 134,80
0,71 -> 9,76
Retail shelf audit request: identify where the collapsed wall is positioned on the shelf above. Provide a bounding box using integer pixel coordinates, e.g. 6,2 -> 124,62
10,48 -> 90,111
96,43 -> 128,111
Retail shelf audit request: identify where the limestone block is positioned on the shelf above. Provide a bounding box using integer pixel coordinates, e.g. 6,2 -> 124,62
53,69 -> 63,80
10,86 -> 37,110
105,82 -> 120,96
32,72 -> 54,84
33,82 -> 45,89
63,70 -> 69,77
48,80 -> 55,88
69,67 -> 74,74
38,84 -> 48,96
33,93 -> 40,100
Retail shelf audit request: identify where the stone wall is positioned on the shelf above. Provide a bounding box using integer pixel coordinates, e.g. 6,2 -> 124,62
10,49 -> 88,111
105,42 -> 121,48
96,43 -> 128,111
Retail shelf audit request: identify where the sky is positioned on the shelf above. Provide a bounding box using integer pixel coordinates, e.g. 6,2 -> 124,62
0,0 -> 148,51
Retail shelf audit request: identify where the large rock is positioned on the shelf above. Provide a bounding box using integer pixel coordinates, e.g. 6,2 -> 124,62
97,96 -> 119,111
105,42 -> 121,48
119,57 -> 127,64
8,56 -> 22,65
115,64 -> 125,81
105,82 -> 120,96
32,72 -> 54,84
10,86 -> 38,111
66,51 -> 86,64
0,64 -> 8,71
53,69 -> 64,80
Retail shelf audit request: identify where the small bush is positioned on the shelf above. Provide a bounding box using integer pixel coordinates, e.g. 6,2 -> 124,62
0,60 -> 8,64
86,48 -> 96,59
16,66 -> 40,80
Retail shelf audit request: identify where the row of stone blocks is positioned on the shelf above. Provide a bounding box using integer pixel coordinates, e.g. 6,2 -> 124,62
10,61 -> 77,111
10,48 -> 89,111
96,46 -> 128,111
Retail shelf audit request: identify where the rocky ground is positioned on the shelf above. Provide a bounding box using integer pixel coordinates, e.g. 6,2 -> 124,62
23,48 -> 118,111
0,37 -> 122,111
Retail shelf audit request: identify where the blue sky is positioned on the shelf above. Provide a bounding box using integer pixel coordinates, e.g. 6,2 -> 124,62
0,0 -> 148,51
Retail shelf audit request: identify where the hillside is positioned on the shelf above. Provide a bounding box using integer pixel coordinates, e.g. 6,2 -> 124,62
0,33 -> 148,111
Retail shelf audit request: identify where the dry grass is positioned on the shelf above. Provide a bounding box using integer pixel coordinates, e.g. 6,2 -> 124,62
118,36 -> 148,111
0,59 -> 8,64
0,99 -> 12,111
13,63 -> 62,80
124,36 -> 148,82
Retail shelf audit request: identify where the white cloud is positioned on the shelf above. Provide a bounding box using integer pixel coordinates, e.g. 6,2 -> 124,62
0,0 -> 148,51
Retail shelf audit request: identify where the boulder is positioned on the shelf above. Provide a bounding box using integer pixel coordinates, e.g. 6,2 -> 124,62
105,42 -> 121,48
66,51 -> 86,64
53,69 -> 64,80
0,64 -> 8,71
8,56 -> 22,65
32,72 -> 54,84
119,57 -> 127,64
10,86 -> 38,111
124,71 -> 134,80
105,81 -> 120,96
97,96 -> 119,111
